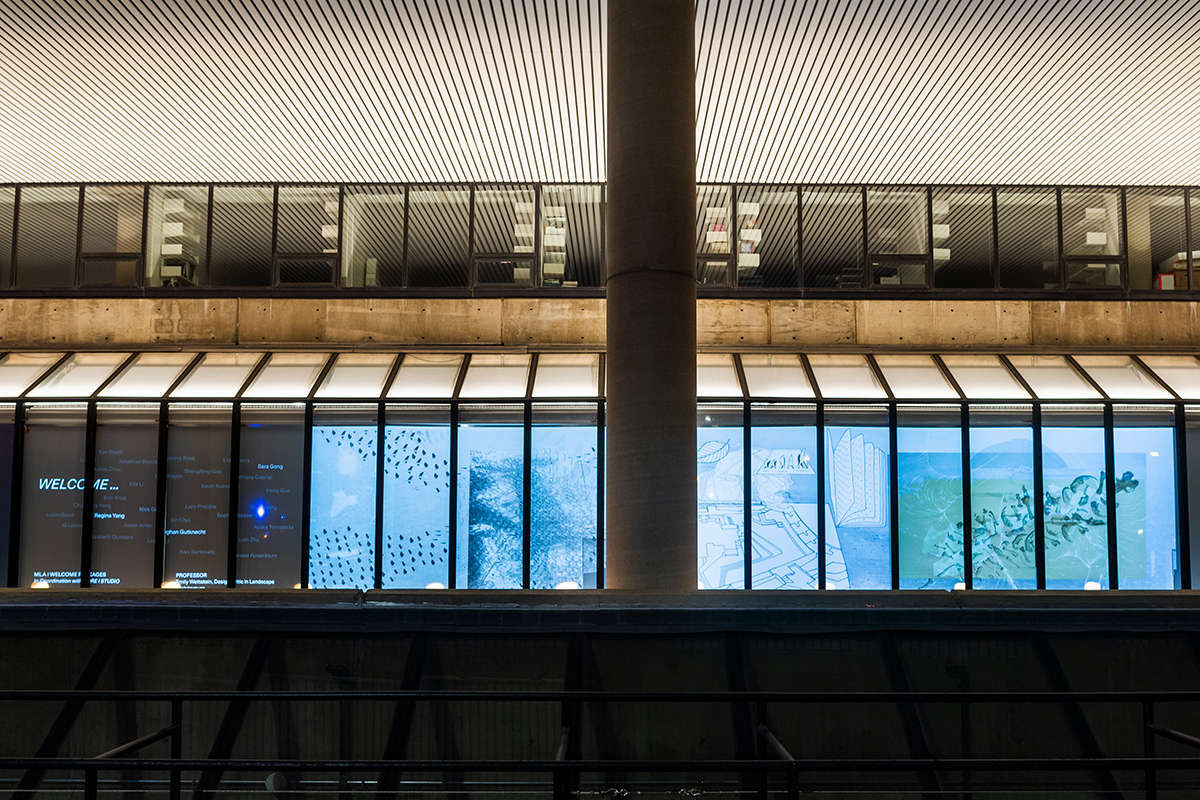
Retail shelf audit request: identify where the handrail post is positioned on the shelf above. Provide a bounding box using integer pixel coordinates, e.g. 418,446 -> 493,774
170,698 -> 182,800
1144,700 -> 1156,800
84,766 -> 98,800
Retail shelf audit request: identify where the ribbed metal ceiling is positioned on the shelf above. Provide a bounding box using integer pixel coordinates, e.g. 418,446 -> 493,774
1,0 -> 1198,185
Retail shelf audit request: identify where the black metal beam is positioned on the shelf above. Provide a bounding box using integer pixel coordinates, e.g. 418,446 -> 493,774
13,632 -> 122,800
725,632 -> 760,798
191,633 -> 273,800
374,632 -> 429,800
878,632 -> 942,800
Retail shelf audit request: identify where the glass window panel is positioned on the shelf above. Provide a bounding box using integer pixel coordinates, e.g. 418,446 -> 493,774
1125,188 -> 1189,291
342,185 -> 404,287
969,406 -> 1036,589
875,356 -> 958,399
1062,189 -> 1121,257
940,355 -> 1029,399
90,405 -> 158,588
81,257 -> 139,287
475,257 -> 532,286
383,405 -> 451,589
997,189 -> 1058,289
696,258 -> 730,285
0,406 -> 13,583
871,260 -> 927,287
1041,408 -> 1109,589
698,405 -> 744,589
1065,259 -> 1121,288
1072,356 -> 1171,400
697,185 -> 732,256
0,187 -> 13,282
931,187 -> 992,288
27,353 -> 129,398
80,184 -> 143,258
473,185 -> 535,256
807,355 -> 886,398
407,186 -> 469,287
824,406 -> 891,588
241,353 -> 329,398
457,404 -> 524,588
209,185 -> 273,287
277,256 -> 335,285
1114,410 -> 1178,589
867,187 -> 927,255
741,354 -> 813,398
749,404 -> 819,589
19,405 -> 87,587
100,353 -> 194,397
735,186 -> 797,288
163,405 -> 232,588
897,407 -> 964,589
532,354 -> 599,398
15,185 -> 79,288
237,406 -> 304,588
389,354 -> 463,398
531,404 -> 598,589
802,187 -> 863,288
540,185 -> 603,288
145,185 -> 208,287
308,408 -> 378,590
1139,355 -> 1200,399
697,354 -> 741,397
315,354 -> 395,398
0,353 -> 65,397
458,354 -> 530,398
171,353 -> 264,398
1008,355 -> 1100,400
1185,407 -> 1200,582
276,185 -> 338,254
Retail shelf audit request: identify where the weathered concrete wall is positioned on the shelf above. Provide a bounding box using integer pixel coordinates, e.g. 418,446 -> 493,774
2,297 -> 1199,351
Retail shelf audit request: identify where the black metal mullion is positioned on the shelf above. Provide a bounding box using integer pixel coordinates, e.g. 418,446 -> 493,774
139,185 -> 150,289
204,185 -> 214,287
270,184 -> 280,287
596,399 -> 605,589
375,400 -> 385,590
1033,403 -> 1046,589
467,184 -> 476,287
1187,187 -> 1195,292
533,183 -> 542,288
523,400 -> 532,589
729,184 -> 738,288
402,184 -> 410,288
79,401 -> 98,587
153,402 -> 169,588
926,186 -> 935,287
743,400 -> 752,590
1120,187 -> 1130,292
992,188 -> 1000,290
1055,187 -> 1066,290
300,401 -> 314,589
1104,404 -> 1119,589
860,186 -> 869,289
226,402 -> 242,588
336,185 -> 345,290
9,185 -> 20,287
74,184 -> 85,289
379,354 -> 404,398
448,402 -> 459,589
961,403 -> 972,590
795,184 -> 803,289
7,400 -> 24,586
866,355 -> 894,399
1176,402 -> 1191,589
816,400 -> 826,590
889,402 -> 899,590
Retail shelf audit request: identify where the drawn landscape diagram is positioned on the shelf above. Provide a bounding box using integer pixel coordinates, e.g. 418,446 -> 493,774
697,427 -> 889,589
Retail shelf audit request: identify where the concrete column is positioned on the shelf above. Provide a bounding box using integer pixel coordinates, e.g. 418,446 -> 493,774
606,0 -> 696,591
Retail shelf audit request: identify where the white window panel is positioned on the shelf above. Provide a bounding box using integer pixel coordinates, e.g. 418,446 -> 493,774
1138,355 -> 1200,399
388,354 -> 463,398
0,353 -> 64,397
100,352 -> 195,397
1008,355 -> 1100,399
697,354 -> 742,397
875,355 -> 958,398
532,354 -> 599,397
941,355 -> 1030,399
740,354 -> 814,398
242,353 -> 329,398
315,353 -> 396,398
1072,356 -> 1171,400
458,354 -> 531,398
27,353 -> 130,397
806,354 -> 886,398
171,353 -> 265,398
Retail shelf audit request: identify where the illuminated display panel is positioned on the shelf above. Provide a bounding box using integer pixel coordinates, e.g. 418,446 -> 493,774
969,407 -> 1037,590
697,405 -> 744,589
457,405 -> 524,588
0,407 -> 12,583
163,406 -> 232,588
897,408 -> 964,590
530,404 -> 598,589
383,405 -> 451,589
237,407 -> 304,588
308,408 -> 378,590
824,406 -> 891,589
1040,408 -> 1111,589
19,406 -> 87,587
1114,408 -> 1178,590
89,406 -> 159,588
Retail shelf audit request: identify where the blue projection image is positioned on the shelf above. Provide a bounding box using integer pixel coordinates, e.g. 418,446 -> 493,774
383,425 -> 450,588
309,426 -> 377,590
897,427 -> 964,590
